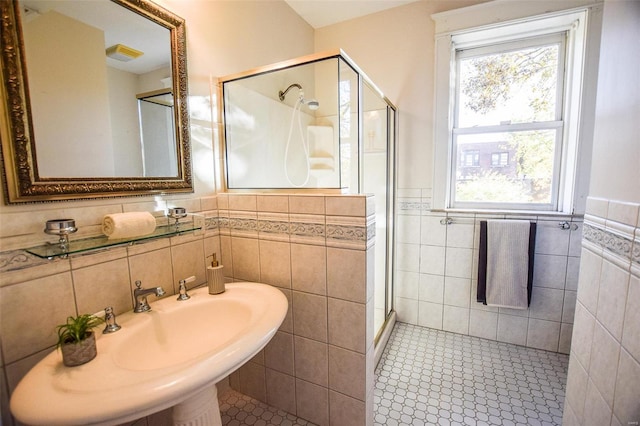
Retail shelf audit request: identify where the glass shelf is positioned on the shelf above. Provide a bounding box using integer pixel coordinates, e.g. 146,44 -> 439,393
25,223 -> 202,259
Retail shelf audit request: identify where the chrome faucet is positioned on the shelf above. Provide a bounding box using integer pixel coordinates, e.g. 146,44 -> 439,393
134,280 -> 166,313
102,306 -> 121,333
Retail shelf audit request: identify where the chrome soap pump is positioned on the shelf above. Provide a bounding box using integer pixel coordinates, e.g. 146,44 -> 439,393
207,253 -> 225,294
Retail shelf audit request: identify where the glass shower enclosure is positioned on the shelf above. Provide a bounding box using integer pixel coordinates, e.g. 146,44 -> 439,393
218,50 -> 396,345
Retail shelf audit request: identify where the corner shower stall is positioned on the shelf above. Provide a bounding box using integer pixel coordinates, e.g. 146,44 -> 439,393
218,49 -> 396,348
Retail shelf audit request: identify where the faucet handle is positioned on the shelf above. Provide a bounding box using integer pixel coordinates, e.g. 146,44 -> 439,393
135,280 -> 143,289
103,306 -> 121,334
176,276 -> 195,301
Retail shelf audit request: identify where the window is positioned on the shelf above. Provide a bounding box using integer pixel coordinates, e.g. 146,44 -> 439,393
491,152 -> 509,167
432,8 -> 591,212
453,34 -> 565,207
462,150 -> 479,167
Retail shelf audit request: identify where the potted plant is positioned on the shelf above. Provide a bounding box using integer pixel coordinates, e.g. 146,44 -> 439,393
56,314 -> 103,367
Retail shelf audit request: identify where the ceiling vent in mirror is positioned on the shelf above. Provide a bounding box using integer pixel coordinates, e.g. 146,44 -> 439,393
106,44 -> 143,62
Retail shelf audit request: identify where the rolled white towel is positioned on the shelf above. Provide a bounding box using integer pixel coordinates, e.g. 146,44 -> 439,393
102,212 -> 157,240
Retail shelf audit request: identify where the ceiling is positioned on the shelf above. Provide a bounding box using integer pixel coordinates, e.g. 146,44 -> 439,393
284,0 -> 420,29
21,0 -> 171,75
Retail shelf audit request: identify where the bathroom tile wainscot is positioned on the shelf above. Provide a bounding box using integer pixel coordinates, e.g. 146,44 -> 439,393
394,188 -> 582,355
0,193 -> 376,426
561,197 -> 640,426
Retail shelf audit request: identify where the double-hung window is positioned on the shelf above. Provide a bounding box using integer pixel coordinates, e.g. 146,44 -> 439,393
453,34 -> 565,209
491,152 -> 509,167
432,8 -> 591,212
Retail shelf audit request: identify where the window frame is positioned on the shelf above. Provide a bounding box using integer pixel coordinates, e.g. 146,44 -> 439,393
432,7 -> 593,214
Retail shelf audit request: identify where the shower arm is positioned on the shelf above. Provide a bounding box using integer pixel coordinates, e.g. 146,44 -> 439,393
279,84 -> 302,101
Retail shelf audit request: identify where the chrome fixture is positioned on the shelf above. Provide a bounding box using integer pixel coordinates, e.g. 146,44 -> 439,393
134,280 -> 166,313
167,207 -> 187,229
176,279 -> 191,301
278,83 -> 302,101
44,219 -> 77,251
103,306 -> 121,333
278,83 -> 320,110
558,221 -> 578,230
177,275 -> 196,301
440,218 -> 453,225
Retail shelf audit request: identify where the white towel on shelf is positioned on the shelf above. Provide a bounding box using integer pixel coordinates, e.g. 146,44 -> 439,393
486,220 -> 531,309
102,212 -> 157,240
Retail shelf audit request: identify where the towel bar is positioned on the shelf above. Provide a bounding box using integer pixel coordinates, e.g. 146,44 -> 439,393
438,218 -> 577,230
558,221 -> 578,230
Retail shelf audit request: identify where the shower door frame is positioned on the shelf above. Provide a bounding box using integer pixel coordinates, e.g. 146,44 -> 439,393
217,49 -> 398,346
217,49 -> 350,193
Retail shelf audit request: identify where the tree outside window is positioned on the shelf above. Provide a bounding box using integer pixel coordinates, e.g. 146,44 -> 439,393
452,34 -> 565,207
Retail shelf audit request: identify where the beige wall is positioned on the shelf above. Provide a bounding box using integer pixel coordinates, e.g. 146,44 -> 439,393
107,67 -> 143,176
23,11 -> 115,177
156,0 -> 314,95
4,0 -> 640,423
1,2 -> 316,424
314,0 -> 487,189
586,0 -> 640,203
562,1 -> 640,425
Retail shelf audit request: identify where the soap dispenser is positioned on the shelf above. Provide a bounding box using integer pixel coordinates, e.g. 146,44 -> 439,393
207,253 -> 225,294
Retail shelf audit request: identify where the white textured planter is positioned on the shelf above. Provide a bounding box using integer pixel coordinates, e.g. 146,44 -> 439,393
61,332 -> 97,367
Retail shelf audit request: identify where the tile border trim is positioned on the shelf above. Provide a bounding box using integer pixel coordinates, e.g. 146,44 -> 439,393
2,210 -> 374,272
583,220 -> 638,268
0,250 -> 49,273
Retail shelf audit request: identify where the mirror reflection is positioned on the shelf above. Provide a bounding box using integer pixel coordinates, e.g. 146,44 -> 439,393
138,89 -> 177,177
20,0 -> 175,178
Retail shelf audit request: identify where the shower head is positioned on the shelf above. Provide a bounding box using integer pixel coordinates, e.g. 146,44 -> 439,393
304,99 -> 320,110
279,83 -> 320,110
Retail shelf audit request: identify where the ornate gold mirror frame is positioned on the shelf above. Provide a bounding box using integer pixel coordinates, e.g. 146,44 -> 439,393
0,0 -> 192,203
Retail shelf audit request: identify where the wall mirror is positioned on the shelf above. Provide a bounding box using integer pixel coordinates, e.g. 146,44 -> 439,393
0,0 -> 192,203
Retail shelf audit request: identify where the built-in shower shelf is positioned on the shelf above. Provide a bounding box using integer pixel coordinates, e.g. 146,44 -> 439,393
25,223 -> 202,259
309,156 -> 335,172
309,151 -> 333,158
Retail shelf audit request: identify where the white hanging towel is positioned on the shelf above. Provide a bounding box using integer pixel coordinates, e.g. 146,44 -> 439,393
485,220 -> 532,309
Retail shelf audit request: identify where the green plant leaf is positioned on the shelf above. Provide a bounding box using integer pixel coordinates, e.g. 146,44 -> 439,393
56,314 -> 104,349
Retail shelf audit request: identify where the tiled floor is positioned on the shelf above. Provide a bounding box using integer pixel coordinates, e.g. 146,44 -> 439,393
219,388 -> 315,426
218,322 -> 569,426
374,323 -> 569,426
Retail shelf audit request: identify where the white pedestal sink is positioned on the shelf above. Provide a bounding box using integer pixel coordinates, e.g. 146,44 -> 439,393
10,282 -> 287,426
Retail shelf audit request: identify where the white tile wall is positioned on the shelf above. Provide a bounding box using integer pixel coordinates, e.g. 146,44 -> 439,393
621,275 -> 640,362
395,188 -> 582,354
563,197 -> 640,426
418,273 -> 444,303
417,301 -> 443,329
442,305 -> 469,334
595,258 -> 630,340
